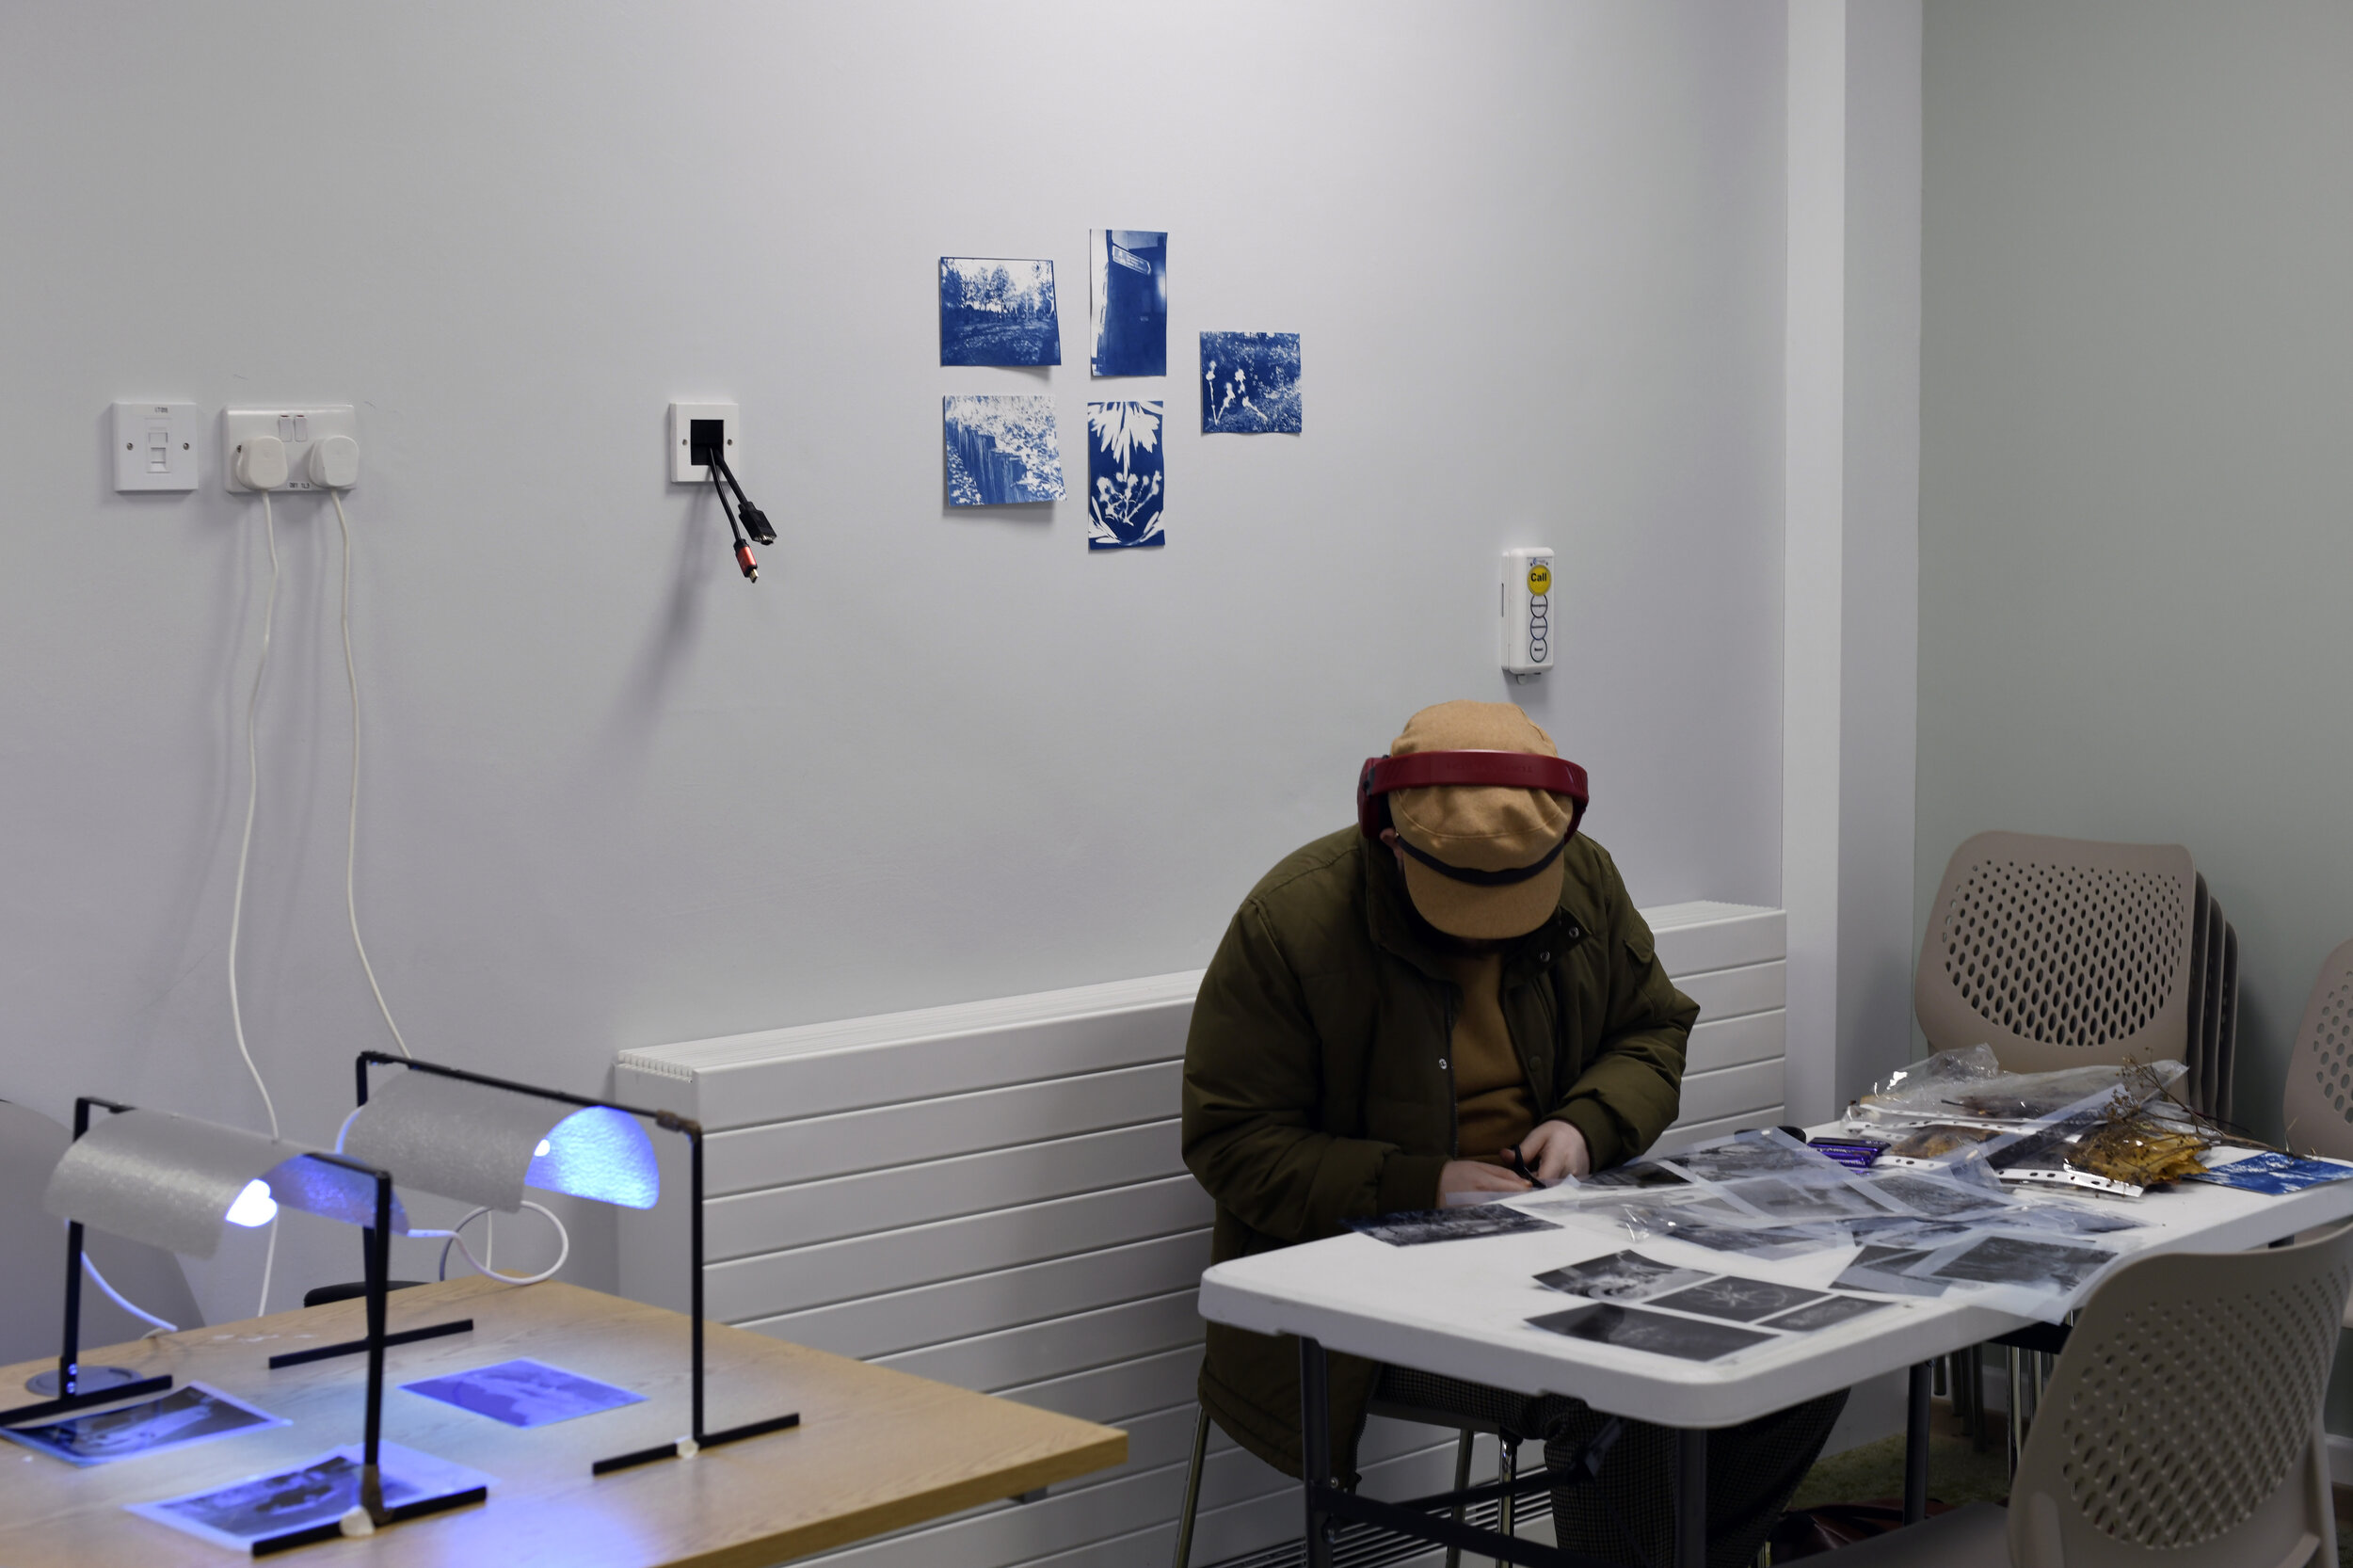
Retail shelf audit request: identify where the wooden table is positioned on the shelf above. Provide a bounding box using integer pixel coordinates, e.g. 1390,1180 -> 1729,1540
0,1276 -> 1125,1566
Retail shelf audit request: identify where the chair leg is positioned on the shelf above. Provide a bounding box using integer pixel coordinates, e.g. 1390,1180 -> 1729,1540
2006,1345 -> 2025,1481
1496,1434 -> 1519,1567
1170,1403 -> 1209,1568
1446,1429 -> 1473,1568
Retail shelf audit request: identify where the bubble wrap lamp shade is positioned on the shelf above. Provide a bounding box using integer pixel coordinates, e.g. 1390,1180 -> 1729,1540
342,1067 -> 658,1212
1914,831 -> 2198,1076
344,1051 -> 800,1478
43,1108 -> 408,1257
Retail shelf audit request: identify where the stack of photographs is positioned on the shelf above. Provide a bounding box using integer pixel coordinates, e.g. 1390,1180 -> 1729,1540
1527,1248 -> 1895,1363
1833,1227 -> 2121,1318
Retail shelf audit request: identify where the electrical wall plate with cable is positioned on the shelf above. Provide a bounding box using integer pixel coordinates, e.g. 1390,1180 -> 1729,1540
667,401 -> 737,484
223,406 -> 358,493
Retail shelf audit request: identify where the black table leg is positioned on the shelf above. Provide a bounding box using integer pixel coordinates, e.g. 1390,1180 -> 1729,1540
1905,1361 -> 1931,1525
1300,1336 -> 1334,1568
1674,1427 -> 1705,1568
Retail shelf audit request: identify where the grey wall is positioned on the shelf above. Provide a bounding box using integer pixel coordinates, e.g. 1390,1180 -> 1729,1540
0,2 -> 1790,1325
1918,0 -> 2353,1132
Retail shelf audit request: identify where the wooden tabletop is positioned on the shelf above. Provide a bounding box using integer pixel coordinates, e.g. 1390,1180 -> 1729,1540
0,1276 -> 1125,1567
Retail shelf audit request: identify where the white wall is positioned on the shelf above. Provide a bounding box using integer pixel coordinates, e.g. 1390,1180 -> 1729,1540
0,1 -> 1791,1325
1784,0 -> 1922,1124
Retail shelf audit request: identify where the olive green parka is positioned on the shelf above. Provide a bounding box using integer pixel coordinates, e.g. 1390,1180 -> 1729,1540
1180,826 -> 1699,1480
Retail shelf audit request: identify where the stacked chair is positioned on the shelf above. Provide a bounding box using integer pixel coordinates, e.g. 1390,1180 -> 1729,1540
1914,832 -> 2236,1120
1913,832 -> 2239,1470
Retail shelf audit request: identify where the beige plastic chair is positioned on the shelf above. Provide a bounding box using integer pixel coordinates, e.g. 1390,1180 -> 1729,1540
1915,833 -> 2198,1075
1816,1223 -> 2353,1568
2280,936 -> 2353,1163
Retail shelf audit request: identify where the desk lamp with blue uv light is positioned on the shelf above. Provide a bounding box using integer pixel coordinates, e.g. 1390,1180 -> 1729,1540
335,1053 -> 801,1475
0,1100 -> 487,1553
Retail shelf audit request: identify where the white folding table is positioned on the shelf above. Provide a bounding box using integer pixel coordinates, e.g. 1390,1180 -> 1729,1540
1197,1144 -> 2353,1568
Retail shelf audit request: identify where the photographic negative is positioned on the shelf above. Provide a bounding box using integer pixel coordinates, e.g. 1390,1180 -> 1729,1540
1663,1131 -> 1839,1185
1085,400 -> 1165,549
1,1382 -> 284,1466
1761,1294 -> 1893,1333
1580,1161 -> 1689,1191
1833,1245 -> 1952,1298
1863,1169 -> 2017,1222
1090,230 -> 1167,376
1533,1249 -> 1712,1304
944,394 -> 1065,506
1647,1275 -> 1832,1325
1622,1205 -> 1849,1260
1912,1234 -> 2117,1295
1527,1303 -> 1772,1363
939,258 -> 1061,366
1993,1201 -> 2145,1238
401,1357 -> 645,1428
1200,331 -> 1302,434
124,1442 -> 491,1552
1711,1174 -> 1901,1225
1352,1206 -> 1560,1245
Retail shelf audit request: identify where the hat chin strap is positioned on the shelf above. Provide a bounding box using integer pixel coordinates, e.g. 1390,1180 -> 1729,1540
1382,828 -> 1571,887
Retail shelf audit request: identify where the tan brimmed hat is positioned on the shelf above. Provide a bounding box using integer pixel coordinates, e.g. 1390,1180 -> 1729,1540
1385,701 -> 1577,939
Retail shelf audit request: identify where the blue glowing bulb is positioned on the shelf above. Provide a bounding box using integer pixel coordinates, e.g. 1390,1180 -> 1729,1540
224,1178 -> 279,1228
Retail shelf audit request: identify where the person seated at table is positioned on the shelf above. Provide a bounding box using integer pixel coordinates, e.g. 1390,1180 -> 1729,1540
1181,700 -> 1846,1568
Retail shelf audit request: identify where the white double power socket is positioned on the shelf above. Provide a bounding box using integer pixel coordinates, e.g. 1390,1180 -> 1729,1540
223,407 -> 359,493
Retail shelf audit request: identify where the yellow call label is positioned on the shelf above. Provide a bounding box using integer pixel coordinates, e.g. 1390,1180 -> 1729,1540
1526,562 -> 1552,596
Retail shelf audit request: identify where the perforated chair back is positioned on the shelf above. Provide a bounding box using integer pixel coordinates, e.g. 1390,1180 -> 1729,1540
2006,1224 -> 2353,1568
2280,937 -> 2353,1161
1914,832 -> 2198,1074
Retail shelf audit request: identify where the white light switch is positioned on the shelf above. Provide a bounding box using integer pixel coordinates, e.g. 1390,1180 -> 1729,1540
112,402 -> 200,492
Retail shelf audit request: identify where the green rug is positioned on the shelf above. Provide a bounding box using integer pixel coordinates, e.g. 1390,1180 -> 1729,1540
1788,1429 -> 2010,1514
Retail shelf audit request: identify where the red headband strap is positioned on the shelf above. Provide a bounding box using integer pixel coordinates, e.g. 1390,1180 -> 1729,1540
1363,750 -> 1588,803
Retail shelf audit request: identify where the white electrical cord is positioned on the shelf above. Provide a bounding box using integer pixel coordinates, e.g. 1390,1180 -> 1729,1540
415,1202 -> 568,1286
228,490 -> 285,1320
79,1247 -> 179,1339
331,490 -> 410,1061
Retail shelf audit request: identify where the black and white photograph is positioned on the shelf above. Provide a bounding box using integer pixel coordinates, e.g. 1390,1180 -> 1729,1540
1833,1244 -> 1953,1298
1533,1249 -> 1712,1303
401,1357 -> 645,1428
1911,1233 -> 2117,1295
944,394 -> 1065,506
938,258 -> 1061,366
1760,1294 -> 1893,1333
1352,1206 -> 1560,1245
1663,1131 -> 1838,1185
121,1441 -> 490,1551
1527,1303 -> 1772,1363
1625,1199 -> 1850,1259
0,1382 -> 284,1466
1089,229 -> 1167,376
1199,331 -> 1302,434
1647,1274 -> 1832,1324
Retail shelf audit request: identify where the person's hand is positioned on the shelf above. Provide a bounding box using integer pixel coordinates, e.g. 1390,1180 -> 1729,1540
1437,1160 -> 1531,1200
1516,1120 -> 1592,1182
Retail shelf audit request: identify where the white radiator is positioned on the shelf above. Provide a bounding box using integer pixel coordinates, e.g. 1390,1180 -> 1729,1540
613,901 -> 1785,1568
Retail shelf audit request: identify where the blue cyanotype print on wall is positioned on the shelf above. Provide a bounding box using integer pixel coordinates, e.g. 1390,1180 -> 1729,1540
1087,401 -> 1164,550
1090,231 -> 1167,376
938,258 -> 1060,366
1200,332 -> 1302,433
944,395 -> 1065,506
